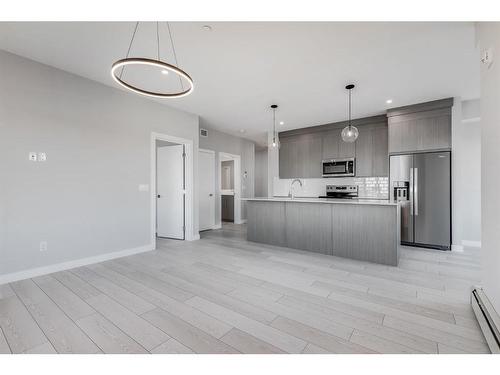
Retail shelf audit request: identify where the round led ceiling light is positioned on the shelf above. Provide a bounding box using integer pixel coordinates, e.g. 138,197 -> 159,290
111,58 -> 194,98
111,22 -> 194,99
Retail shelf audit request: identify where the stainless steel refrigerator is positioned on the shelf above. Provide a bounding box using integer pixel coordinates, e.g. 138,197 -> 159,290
389,151 -> 451,250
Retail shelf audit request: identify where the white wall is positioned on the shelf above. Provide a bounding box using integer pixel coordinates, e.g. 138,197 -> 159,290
452,99 -> 481,249
0,50 -> 199,280
199,125 -> 255,224
477,22 -> 500,314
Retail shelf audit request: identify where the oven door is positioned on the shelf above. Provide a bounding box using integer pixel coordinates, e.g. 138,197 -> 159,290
322,160 -> 350,177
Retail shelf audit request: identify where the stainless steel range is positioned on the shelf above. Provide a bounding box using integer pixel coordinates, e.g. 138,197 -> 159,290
319,185 -> 359,199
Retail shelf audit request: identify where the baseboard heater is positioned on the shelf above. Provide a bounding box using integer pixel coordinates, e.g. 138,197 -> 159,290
471,288 -> 500,353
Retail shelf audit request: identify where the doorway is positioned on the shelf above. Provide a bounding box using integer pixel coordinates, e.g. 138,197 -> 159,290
156,140 -> 185,239
199,149 -> 216,231
218,152 -> 242,226
151,132 -> 194,244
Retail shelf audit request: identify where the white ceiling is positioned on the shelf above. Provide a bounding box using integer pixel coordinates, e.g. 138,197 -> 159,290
0,22 -> 479,144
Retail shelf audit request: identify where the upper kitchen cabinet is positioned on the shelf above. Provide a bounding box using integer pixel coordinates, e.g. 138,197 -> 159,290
355,122 -> 389,177
322,130 -> 340,159
279,115 -> 388,179
372,126 -> 389,176
387,98 -> 453,154
279,134 -> 322,178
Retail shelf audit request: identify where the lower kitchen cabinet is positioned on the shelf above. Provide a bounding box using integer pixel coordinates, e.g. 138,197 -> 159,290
221,195 -> 234,222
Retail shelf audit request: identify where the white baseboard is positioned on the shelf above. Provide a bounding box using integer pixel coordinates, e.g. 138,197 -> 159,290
189,234 -> 201,241
235,219 -> 247,224
0,243 -> 155,285
462,240 -> 482,248
451,244 -> 464,252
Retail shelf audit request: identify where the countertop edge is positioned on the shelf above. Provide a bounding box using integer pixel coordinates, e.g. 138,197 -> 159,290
241,197 -> 399,206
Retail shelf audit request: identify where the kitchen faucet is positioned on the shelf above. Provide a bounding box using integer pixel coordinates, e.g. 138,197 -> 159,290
288,178 -> 303,199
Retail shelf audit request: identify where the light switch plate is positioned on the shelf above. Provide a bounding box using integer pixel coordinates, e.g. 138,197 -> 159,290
38,152 -> 47,161
481,47 -> 494,68
39,241 -> 47,252
29,152 -> 37,161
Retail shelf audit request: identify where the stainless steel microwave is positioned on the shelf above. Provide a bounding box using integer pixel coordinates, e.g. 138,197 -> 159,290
322,158 -> 356,177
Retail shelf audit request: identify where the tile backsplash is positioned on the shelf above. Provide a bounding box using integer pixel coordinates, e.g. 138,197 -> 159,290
273,176 -> 389,199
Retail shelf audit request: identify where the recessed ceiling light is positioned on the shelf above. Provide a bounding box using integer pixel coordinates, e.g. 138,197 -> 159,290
279,121 -> 284,125
239,129 -> 246,133
161,69 -> 169,75
202,25 -> 212,32
386,99 -> 393,104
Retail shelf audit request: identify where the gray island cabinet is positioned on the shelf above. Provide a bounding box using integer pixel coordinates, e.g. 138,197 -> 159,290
244,198 -> 400,266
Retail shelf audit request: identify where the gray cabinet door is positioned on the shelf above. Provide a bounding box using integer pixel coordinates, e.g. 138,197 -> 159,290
322,130 -> 340,159
279,135 -> 322,178
279,139 -> 293,178
338,136 -> 356,158
303,136 -> 322,178
221,195 -> 235,222
372,126 -> 389,176
355,126 -> 373,177
388,108 -> 451,154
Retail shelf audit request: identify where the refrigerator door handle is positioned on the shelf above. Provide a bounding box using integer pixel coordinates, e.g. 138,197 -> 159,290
409,167 -> 414,216
414,167 -> 419,216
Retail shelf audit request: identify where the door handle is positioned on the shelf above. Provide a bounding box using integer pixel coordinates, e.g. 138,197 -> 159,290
209,193 -> 213,197
414,167 -> 418,216
157,195 -> 161,198
409,168 -> 413,216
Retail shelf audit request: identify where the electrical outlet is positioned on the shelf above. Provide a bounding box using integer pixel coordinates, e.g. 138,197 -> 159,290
29,152 -> 37,161
39,241 -> 47,252
38,152 -> 47,161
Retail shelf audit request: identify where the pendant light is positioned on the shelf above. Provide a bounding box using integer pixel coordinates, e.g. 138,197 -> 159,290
270,104 -> 280,149
111,22 -> 194,98
341,84 -> 359,143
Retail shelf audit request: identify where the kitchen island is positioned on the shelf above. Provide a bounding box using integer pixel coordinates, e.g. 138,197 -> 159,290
243,197 -> 400,266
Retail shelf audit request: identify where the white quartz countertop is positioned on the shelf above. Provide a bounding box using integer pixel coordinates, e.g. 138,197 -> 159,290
242,197 -> 398,206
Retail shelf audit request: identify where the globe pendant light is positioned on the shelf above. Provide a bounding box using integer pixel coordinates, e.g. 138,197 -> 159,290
269,104 -> 280,149
341,84 -> 359,143
111,22 -> 194,98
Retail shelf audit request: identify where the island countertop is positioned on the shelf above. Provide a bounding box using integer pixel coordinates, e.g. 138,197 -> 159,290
242,197 -> 398,206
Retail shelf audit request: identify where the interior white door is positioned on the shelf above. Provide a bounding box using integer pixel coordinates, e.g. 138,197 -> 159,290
157,144 -> 184,239
199,150 -> 216,230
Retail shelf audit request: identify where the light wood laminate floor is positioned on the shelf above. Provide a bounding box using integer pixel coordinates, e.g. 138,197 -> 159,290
0,223 -> 488,354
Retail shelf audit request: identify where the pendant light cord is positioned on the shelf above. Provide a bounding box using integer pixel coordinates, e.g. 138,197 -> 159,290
273,107 -> 276,142
156,22 -> 160,60
120,21 -> 139,79
167,22 -> 184,91
348,88 -> 352,130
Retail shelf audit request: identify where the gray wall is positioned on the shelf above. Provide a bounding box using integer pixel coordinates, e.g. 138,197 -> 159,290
477,23 -> 500,313
199,126 -> 255,223
255,148 -> 268,197
0,50 -> 199,277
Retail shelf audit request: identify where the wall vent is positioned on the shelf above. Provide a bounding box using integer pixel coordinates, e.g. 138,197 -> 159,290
200,128 -> 208,137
